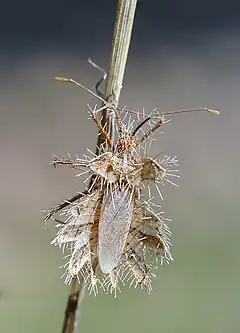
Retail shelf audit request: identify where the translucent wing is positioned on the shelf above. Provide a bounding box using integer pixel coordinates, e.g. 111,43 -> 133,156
98,187 -> 134,274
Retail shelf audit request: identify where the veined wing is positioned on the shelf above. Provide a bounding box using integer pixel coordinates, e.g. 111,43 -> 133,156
98,187 -> 134,274
52,190 -> 100,245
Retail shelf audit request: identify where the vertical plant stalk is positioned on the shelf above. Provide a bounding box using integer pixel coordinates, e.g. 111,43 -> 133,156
60,1 -> 138,333
97,0 -> 138,149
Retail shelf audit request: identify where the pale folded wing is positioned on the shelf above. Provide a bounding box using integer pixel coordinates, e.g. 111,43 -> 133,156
98,187 -> 134,274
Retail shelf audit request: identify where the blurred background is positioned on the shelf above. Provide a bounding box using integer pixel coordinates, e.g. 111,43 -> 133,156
0,0 -> 239,332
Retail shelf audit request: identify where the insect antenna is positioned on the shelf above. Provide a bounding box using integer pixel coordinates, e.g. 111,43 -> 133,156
88,59 -> 124,140
134,107 -> 220,148
155,107 -> 220,117
88,58 -> 107,99
55,67 -> 114,150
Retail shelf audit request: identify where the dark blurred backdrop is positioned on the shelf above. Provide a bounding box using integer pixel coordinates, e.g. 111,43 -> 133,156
0,1 -> 239,333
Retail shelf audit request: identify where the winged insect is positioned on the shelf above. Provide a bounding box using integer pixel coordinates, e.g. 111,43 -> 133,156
45,70 -> 219,294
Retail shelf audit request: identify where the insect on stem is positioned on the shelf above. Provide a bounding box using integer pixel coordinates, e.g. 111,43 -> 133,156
48,70 -> 220,299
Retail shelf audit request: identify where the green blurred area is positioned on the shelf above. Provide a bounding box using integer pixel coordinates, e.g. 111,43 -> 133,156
0,45 -> 239,332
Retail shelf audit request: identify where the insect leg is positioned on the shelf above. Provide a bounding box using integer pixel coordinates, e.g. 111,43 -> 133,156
88,105 -> 113,148
51,155 -> 89,170
44,190 -> 90,222
135,117 -> 165,147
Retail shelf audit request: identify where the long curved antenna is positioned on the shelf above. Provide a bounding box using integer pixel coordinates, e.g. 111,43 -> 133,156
157,108 -> 220,117
55,76 -> 109,106
134,107 -> 219,147
88,59 -> 125,140
126,107 -> 220,118
88,58 -> 107,98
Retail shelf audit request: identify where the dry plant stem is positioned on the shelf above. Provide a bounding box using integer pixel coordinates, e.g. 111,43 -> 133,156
61,1 -> 138,333
61,278 -> 84,333
97,0 -> 138,150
